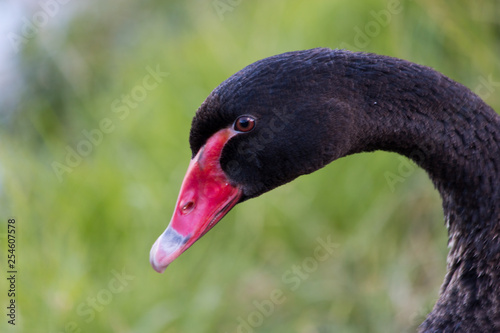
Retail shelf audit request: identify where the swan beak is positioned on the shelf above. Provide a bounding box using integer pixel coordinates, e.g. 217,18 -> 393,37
150,128 -> 242,273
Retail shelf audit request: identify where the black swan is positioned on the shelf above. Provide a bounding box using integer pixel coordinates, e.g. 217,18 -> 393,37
150,48 -> 500,331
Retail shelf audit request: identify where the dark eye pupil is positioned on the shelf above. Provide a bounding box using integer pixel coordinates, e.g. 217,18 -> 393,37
239,119 -> 250,128
235,116 -> 255,132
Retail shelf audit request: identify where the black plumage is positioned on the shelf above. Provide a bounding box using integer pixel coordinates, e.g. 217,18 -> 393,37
189,48 -> 500,332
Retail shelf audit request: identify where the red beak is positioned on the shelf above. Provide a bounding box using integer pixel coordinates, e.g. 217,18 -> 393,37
150,128 -> 242,273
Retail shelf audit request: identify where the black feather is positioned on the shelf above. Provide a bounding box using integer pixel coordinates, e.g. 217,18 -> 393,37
189,48 -> 500,332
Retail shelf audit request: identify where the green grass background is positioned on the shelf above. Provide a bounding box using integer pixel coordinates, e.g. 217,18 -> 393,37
1,0 -> 500,332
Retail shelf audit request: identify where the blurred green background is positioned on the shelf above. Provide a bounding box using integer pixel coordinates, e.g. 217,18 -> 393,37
1,0 -> 499,332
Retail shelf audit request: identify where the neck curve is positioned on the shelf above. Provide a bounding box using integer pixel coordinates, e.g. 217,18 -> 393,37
335,51 -> 500,331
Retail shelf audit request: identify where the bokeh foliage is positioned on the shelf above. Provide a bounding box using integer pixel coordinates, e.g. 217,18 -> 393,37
1,0 -> 500,332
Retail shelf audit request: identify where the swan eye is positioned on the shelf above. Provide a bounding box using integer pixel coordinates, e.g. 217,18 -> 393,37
234,116 -> 256,132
